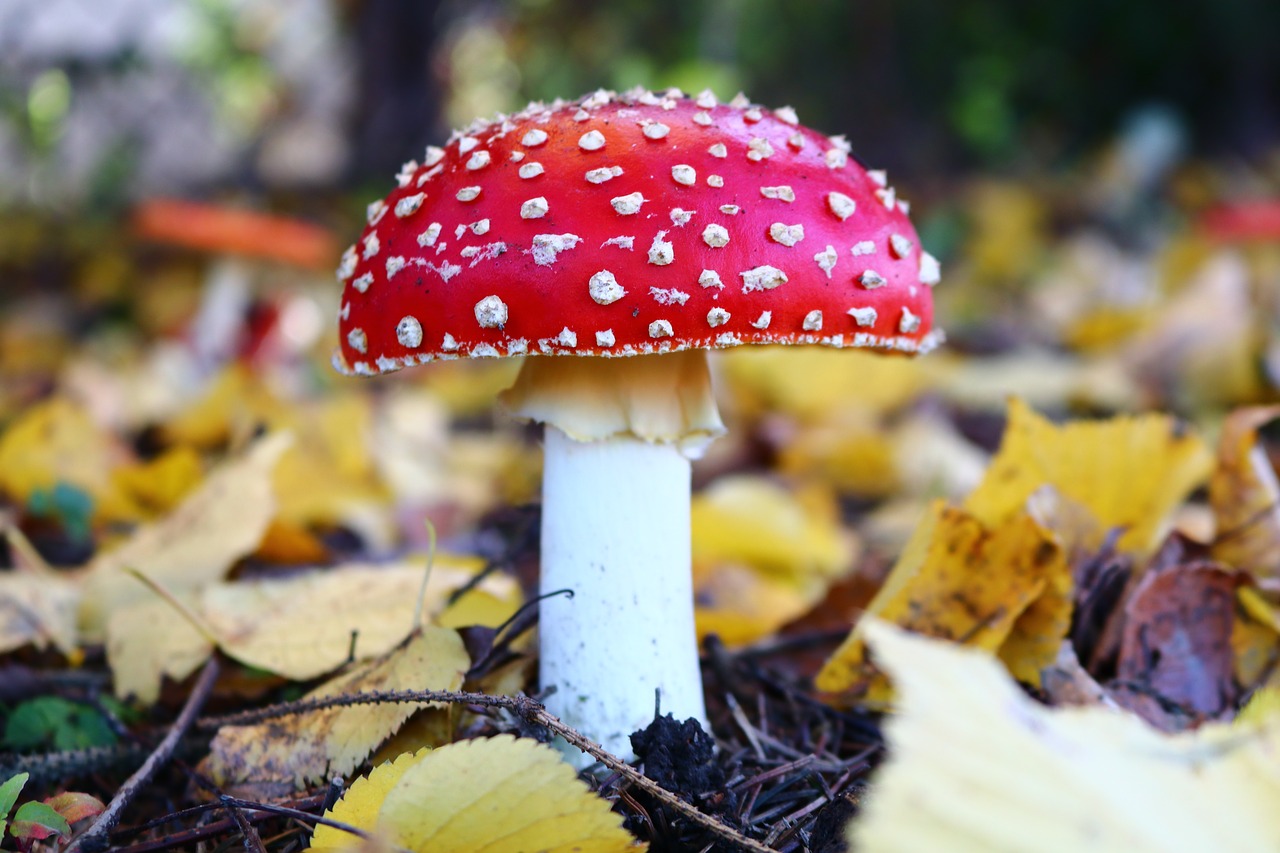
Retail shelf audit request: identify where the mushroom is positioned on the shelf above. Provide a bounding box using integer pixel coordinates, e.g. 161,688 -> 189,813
333,87 -> 941,763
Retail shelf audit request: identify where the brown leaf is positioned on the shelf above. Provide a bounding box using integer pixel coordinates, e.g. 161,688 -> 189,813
1114,562 -> 1241,727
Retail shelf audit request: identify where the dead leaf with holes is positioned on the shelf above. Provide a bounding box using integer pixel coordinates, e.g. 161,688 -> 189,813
850,621 -> 1280,853
307,736 -> 644,852
815,501 -> 1068,705
965,398 -> 1212,556
78,432 -> 290,641
204,626 -> 469,799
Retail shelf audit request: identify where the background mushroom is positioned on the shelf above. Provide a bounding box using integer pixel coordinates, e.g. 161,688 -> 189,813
333,87 -> 940,763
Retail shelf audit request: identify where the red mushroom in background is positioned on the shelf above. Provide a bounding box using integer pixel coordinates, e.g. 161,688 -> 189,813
134,199 -> 338,367
333,87 -> 941,764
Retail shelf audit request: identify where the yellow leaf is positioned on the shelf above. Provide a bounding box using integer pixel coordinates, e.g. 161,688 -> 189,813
308,748 -> 432,852
1233,586 -> 1280,688
852,621 -> 1280,852
778,425 -> 899,498
78,432 -> 290,641
998,547 -> 1074,687
1210,406 -> 1280,581
965,398 -> 1211,555
0,397 -> 135,521
110,446 -> 204,517
691,476 -> 855,645
204,627 -> 469,798
106,597 -> 213,703
0,572 -> 79,654
380,735 -> 644,852
160,365 -> 288,449
815,502 -> 1064,704
717,347 -> 928,424
203,558 -> 516,680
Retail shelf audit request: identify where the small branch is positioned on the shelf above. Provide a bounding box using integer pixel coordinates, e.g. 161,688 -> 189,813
219,796 -> 266,853
199,688 -> 776,852
68,659 -> 220,853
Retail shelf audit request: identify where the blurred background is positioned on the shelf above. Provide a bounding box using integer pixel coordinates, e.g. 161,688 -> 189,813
2,0 -> 1280,563
2,0 -> 1280,599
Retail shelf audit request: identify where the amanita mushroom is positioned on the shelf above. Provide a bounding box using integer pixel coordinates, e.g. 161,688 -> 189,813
333,87 -> 941,763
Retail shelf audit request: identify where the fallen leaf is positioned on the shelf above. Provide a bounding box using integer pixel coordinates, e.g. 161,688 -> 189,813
965,398 -> 1212,555
1114,562 -> 1241,726
0,572 -> 79,654
717,347 -> 928,424
308,747 -> 432,851
78,432 -> 290,640
852,620 -> 1280,852
691,477 -> 854,645
106,597 -> 212,703
377,736 -> 644,852
203,558 -> 519,680
0,397 -> 136,524
815,502 -> 1066,704
204,627 -> 468,798
1209,406 -> 1280,583
104,556 -> 516,702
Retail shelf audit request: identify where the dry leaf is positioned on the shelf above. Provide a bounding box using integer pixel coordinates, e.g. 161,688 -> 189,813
328,736 -> 644,852
717,347 -> 929,424
1115,562 -> 1241,726
852,620 -> 1280,853
965,398 -> 1211,555
78,432 -> 290,640
103,557 -> 516,703
203,558 -> 519,680
0,397 -> 136,523
205,627 -> 468,798
0,572 -> 79,654
308,748 -> 432,851
815,502 -> 1066,704
1209,406 -> 1280,582
106,597 -> 213,702
691,477 -> 855,645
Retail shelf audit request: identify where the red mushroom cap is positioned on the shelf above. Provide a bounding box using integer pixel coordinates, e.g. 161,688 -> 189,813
334,88 -> 941,376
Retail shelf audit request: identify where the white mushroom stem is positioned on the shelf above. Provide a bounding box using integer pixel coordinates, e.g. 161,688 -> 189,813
501,351 -> 725,764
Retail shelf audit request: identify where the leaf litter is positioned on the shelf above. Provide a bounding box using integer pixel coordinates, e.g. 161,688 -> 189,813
9,143 -> 1280,852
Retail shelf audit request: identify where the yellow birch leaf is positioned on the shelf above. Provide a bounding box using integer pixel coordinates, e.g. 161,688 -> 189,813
815,502 -> 1063,705
110,445 -> 204,517
78,432 -> 290,641
691,476 -> 854,644
998,549 -> 1074,687
379,735 -> 644,852
1209,406 -> 1280,581
852,621 -> 1280,853
106,597 -> 213,703
204,627 -> 468,798
0,397 -> 137,522
160,364 -> 288,449
717,347 -> 928,423
965,398 -> 1211,555
203,559 -> 517,680
1233,586 -> 1280,688
0,572 -> 79,654
308,748 -> 432,852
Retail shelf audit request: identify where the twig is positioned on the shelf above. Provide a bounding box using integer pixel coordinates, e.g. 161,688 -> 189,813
219,796 -> 266,853
67,659 -> 220,853
199,689 -> 777,852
